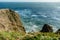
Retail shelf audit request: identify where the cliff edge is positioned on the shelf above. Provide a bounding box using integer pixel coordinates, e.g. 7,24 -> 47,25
0,9 -> 25,33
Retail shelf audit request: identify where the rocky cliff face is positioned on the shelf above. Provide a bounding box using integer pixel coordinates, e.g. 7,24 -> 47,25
0,9 -> 25,33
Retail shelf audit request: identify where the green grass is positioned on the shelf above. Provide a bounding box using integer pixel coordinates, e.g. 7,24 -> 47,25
0,31 -> 24,40
0,32 -> 60,40
21,32 -> 60,40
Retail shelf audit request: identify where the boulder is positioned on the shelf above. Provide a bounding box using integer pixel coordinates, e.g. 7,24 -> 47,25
0,9 -> 25,33
55,29 -> 60,34
40,24 -> 53,32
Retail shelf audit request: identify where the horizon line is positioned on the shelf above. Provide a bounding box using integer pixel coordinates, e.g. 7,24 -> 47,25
0,1 -> 57,3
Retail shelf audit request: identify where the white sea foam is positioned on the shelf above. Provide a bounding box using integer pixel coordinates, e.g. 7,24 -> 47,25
15,11 -> 19,13
31,15 -> 37,17
25,24 -> 39,32
50,25 -> 58,32
53,17 -> 60,21
41,15 -> 47,18
32,25 -> 38,29
53,27 -> 58,32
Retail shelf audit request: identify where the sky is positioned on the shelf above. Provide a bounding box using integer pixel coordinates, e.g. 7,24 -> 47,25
0,0 -> 60,2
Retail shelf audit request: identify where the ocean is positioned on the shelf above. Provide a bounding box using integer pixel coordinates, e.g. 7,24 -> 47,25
0,2 -> 60,32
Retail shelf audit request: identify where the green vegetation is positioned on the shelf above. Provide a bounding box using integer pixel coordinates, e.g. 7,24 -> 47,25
0,31 -> 24,40
21,32 -> 60,40
0,32 -> 60,40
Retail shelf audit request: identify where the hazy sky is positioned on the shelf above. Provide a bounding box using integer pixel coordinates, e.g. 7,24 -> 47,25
0,0 -> 60,2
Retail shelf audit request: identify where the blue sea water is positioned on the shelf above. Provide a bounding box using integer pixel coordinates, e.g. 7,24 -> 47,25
0,2 -> 60,32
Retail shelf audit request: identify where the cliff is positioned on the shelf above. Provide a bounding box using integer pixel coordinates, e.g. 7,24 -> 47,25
0,9 -> 25,33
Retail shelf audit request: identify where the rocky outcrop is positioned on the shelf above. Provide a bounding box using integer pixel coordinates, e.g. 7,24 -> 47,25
0,9 -> 25,33
55,29 -> 60,34
40,24 -> 53,32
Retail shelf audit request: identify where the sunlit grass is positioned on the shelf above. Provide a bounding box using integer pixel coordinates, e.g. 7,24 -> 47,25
0,31 -> 60,40
0,31 -> 25,40
21,32 -> 60,40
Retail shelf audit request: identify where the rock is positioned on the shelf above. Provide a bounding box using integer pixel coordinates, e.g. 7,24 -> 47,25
55,29 -> 60,34
0,9 -> 25,33
40,24 -> 53,32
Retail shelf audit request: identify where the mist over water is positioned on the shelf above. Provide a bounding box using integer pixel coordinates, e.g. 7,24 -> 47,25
0,2 -> 60,32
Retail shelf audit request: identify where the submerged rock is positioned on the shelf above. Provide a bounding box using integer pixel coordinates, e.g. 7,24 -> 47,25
0,9 -> 25,33
55,29 -> 60,34
40,24 -> 53,32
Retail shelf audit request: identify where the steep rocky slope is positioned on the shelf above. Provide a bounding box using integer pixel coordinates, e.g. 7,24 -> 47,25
0,9 -> 25,33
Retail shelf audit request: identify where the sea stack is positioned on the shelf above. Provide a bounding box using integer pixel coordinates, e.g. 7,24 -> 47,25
40,24 -> 53,32
0,9 -> 25,33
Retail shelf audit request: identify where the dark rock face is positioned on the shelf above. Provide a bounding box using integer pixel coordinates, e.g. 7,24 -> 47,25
55,29 -> 60,34
0,9 -> 25,33
40,24 -> 53,32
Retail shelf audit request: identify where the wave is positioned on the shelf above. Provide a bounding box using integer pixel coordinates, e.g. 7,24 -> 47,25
15,11 -> 19,12
53,17 -> 60,21
41,15 -> 47,18
15,8 -> 60,32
